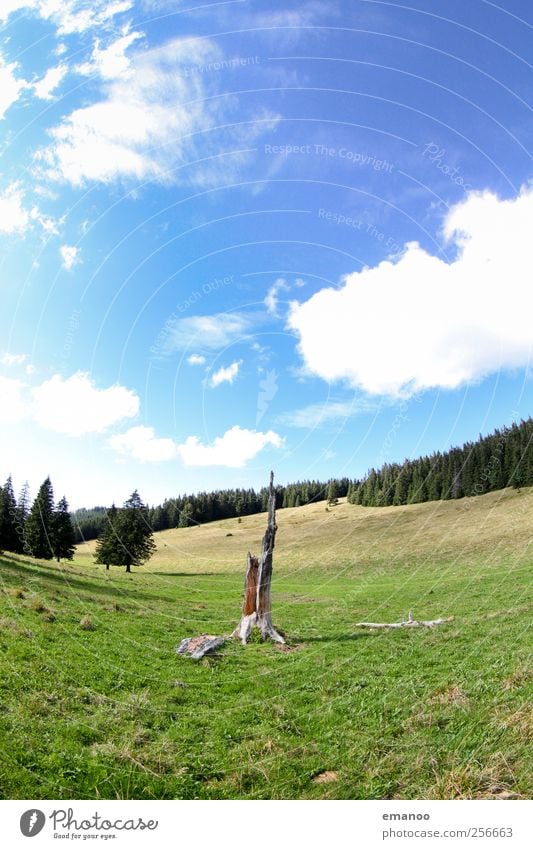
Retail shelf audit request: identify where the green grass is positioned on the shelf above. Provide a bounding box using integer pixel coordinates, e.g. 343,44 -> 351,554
0,487 -> 531,799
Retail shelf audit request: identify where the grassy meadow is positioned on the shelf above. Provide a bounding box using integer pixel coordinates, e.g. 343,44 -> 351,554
0,487 -> 531,799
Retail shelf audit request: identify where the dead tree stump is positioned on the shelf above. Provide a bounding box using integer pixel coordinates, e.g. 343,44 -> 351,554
233,471 -> 285,645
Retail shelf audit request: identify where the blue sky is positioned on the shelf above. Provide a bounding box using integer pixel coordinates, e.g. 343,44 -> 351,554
0,0 -> 531,508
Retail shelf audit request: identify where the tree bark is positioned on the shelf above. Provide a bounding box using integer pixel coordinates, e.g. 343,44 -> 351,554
233,471 -> 285,645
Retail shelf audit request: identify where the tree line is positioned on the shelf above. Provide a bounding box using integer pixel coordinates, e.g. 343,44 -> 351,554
347,417 -> 532,507
3,418 -> 531,558
70,418 -> 532,541
73,478 -> 353,542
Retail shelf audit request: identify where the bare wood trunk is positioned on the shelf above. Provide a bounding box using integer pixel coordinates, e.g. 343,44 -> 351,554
233,471 -> 285,645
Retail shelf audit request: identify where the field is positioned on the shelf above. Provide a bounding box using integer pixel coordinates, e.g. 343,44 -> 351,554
0,487 -> 531,800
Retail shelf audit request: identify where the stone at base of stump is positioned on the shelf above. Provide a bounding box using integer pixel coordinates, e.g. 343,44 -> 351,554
177,635 -> 225,659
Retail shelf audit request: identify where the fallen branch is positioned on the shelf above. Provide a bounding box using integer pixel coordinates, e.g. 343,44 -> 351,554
355,612 -> 453,629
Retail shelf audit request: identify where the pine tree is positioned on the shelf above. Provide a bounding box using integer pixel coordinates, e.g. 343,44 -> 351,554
94,505 -> 121,570
24,477 -> 55,559
97,491 -> 156,573
179,500 -> 194,528
0,475 -> 22,553
16,482 -> 31,553
51,496 -> 76,562
326,480 -> 339,506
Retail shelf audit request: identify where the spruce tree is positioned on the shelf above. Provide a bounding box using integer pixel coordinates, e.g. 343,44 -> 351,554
326,480 -> 339,506
95,492 -> 155,573
94,504 -> 121,570
0,475 -> 22,553
51,496 -> 76,562
16,482 -> 31,553
24,477 -> 55,559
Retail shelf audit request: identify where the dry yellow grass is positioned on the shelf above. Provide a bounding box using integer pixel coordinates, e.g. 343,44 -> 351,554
75,486 -> 533,576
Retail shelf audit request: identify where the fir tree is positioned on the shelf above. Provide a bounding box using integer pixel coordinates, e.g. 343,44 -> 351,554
0,475 -> 22,553
24,477 -> 55,559
94,505 -> 121,570
16,482 -> 31,553
51,496 -> 76,562
326,480 -> 339,506
95,492 -> 155,574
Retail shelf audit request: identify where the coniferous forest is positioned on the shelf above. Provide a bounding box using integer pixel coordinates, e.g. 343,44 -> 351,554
65,417 -> 532,542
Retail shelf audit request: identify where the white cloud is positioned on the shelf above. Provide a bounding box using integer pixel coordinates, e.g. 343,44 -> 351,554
0,54 -> 26,119
30,205 -> 61,235
60,244 -> 80,270
0,376 -> 29,423
0,184 -> 30,234
278,398 -> 378,429
33,63 -> 68,99
0,1 -> 134,35
77,28 -> 143,80
36,37 -> 224,186
0,352 -> 27,366
187,353 -> 206,365
36,31 -> 279,188
162,312 -> 252,353
0,184 -> 60,237
109,421 -> 284,467
109,425 -> 178,462
177,425 -> 283,468
31,372 -> 139,435
288,186 -> 533,398
210,359 -> 241,387
264,277 -> 289,316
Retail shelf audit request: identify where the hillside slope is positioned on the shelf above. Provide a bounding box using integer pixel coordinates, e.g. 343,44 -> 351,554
0,487 -> 531,800
77,485 -> 533,574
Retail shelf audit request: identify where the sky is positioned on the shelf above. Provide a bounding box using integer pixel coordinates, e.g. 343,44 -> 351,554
0,0 -> 531,509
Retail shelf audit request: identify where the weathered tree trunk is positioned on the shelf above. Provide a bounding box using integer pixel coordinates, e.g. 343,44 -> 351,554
233,471 -> 285,645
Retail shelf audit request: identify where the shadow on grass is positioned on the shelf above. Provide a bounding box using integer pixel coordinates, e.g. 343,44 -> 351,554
150,572 -> 225,578
0,556 -> 177,605
291,632 -> 374,644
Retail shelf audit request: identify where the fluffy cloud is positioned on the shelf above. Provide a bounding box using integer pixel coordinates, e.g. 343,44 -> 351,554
36,26 -> 279,187
0,1 -> 134,35
0,56 -> 26,120
0,376 -> 29,423
0,184 -> 59,237
0,372 -> 139,435
60,244 -> 80,270
187,354 -> 206,366
109,425 -> 177,462
31,372 -> 139,435
0,184 -> 30,234
36,37 -> 225,186
177,425 -> 283,468
76,28 -> 143,80
288,186 -> 533,398
108,423 -> 283,467
162,312 -> 252,354
33,63 -> 68,99
210,360 -> 241,388
264,277 -> 289,316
